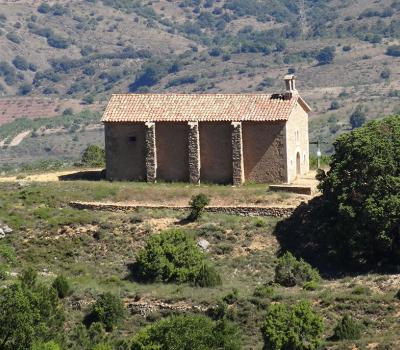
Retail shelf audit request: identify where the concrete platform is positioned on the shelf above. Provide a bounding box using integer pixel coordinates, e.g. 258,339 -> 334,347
269,184 -> 314,195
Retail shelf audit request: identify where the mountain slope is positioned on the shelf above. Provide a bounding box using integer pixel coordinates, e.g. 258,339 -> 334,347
0,0 -> 400,166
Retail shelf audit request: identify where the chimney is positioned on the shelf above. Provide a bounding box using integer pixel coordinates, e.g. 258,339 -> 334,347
284,74 -> 297,92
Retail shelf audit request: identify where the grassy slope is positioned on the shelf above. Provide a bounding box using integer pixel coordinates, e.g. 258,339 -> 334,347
0,180 -> 399,349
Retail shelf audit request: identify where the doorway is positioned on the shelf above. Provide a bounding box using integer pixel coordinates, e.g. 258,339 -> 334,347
296,152 -> 301,176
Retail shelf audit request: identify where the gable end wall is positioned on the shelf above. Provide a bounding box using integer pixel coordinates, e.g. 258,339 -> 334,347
285,103 -> 309,183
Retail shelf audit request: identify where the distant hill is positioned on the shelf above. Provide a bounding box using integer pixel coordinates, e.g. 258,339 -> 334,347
0,0 -> 400,166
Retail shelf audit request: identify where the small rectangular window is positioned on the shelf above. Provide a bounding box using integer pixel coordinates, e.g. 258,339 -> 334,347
129,136 -> 137,142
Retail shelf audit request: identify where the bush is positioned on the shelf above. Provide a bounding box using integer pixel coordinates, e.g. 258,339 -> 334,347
316,46 -> 335,65
194,262 -> 222,287
349,106 -> 367,129
274,252 -> 320,287
19,267 -> 38,288
47,34 -> 69,49
329,100 -> 339,110
6,32 -> 21,44
19,83 -> 32,96
38,3 -> 51,14
253,285 -> 275,298
12,56 -> 29,71
381,69 -> 391,79
133,229 -> 221,286
261,301 -> 323,350
0,279 -> 64,350
52,275 -> 72,299
130,314 -> 240,350
188,193 -> 210,221
332,314 -> 362,340
31,341 -> 60,350
81,145 -> 105,167
129,61 -> 167,92
386,45 -> 400,57
88,293 -> 124,331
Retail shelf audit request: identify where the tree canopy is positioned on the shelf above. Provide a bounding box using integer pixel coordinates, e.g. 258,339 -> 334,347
276,115 -> 400,271
261,301 -> 323,350
0,270 -> 64,350
132,229 -> 221,287
129,315 -> 240,350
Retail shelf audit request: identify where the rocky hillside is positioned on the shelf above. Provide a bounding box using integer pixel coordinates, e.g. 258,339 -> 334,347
0,0 -> 400,164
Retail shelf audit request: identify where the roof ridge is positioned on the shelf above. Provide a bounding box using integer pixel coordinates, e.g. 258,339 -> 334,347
110,93 -> 279,96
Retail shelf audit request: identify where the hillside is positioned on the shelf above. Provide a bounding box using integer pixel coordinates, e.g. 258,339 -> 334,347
0,180 -> 399,349
0,0 -> 400,167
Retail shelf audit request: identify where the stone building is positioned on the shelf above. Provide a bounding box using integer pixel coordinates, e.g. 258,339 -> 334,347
102,75 -> 311,185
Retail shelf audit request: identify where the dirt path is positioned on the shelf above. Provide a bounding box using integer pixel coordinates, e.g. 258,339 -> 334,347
9,130 -> 32,146
0,169 -> 102,182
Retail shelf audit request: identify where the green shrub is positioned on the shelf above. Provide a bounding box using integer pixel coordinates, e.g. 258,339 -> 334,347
31,341 -> 60,350
0,281 -> 64,350
274,252 -> 320,287
351,285 -> 371,295
188,193 -> 210,221
52,275 -> 72,299
38,3 -> 51,14
330,100 -> 340,110
68,322 -> 109,349
19,83 -> 32,96
6,32 -> 21,44
332,314 -> 362,340
316,46 -> 335,65
261,301 -> 323,350
303,280 -> 319,291
19,267 -> 38,288
223,289 -> 239,304
0,264 -> 7,280
88,293 -> 124,331
349,106 -> 367,129
92,344 -> 112,350
386,45 -> 400,57
133,229 -> 221,286
130,314 -> 240,350
253,285 -> 275,298
12,55 -> 29,71
195,262 -> 222,287
81,145 -> 105,167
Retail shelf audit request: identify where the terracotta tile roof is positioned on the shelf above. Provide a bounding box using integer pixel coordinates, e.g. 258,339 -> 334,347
101,93 -> 304,123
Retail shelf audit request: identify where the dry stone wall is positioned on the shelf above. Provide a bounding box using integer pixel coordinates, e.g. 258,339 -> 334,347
69,201 -> 294,218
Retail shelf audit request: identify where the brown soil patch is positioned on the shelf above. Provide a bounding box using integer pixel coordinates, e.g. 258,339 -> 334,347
49,224 -> 99,240
141,218 -> 176,232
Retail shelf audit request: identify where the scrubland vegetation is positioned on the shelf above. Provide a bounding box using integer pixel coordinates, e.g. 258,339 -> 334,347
0,0 -> 399,348
0,116 -> 399,349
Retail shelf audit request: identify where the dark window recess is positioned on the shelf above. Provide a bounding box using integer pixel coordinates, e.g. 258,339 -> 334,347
129,136 -> 137,142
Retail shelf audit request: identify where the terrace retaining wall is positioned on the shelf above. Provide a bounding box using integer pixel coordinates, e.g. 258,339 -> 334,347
69,201 -> 294,218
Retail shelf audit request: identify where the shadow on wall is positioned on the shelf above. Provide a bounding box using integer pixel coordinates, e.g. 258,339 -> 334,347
58,170 -> 106,181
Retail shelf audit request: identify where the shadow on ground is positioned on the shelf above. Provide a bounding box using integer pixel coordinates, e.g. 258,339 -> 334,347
275,196 -> 400,278
58,170 -> 106,181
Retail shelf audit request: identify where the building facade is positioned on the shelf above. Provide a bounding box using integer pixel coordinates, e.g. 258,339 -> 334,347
102,75 -> 310,185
